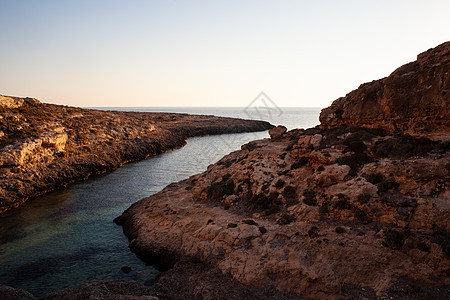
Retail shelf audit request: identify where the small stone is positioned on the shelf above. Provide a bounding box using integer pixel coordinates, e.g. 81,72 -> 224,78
224,194 -> 238,205
242,219 -> 258,226
121,266 -> 132,273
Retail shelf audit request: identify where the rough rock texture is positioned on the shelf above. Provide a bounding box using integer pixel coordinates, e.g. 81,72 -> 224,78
117,42 -> 450,299
320,41 -> 450,137
0,284 -> 36,300
0,95 -> 25,109
269,125 -> 287,139
0,95 -> 273,213
118,127 -> 449,299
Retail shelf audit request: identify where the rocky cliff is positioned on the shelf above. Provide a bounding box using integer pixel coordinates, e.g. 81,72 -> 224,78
0,96 -> 273,213
115,42 -> 450,299
320,41 -> 449,137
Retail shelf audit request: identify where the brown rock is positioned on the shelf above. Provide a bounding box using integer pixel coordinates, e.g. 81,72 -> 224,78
0,96 -> 274,213
269,125 -> 287,139
115,42 -> 450,299
0,95 -> 25,109
118,125 -> 449,299
312,163 -> 350,187
320,41 -> 450,136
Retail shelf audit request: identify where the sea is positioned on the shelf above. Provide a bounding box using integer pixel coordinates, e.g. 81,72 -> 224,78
0,107 -> 321,299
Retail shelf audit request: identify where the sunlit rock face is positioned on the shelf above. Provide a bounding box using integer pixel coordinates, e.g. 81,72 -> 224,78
320,41 -> 450,138
117,42 -> 449,299
0,97 -> 273,213
119,125 -> 449,299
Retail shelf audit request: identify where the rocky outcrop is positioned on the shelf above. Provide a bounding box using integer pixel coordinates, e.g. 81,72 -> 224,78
0,284 -> 36,300
269,125 -> 287,139
0,95 -> 273,213
320,41 -> 450,137
116,42 -> 450,299
0,95 -> 25,109
118,127 -> 449,299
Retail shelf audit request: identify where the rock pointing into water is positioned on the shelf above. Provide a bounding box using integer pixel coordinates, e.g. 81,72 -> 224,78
116,42 -> 450,299
0,97 -> 273,213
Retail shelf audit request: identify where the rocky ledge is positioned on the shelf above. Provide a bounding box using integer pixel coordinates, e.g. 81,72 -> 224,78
116,42 -> 450,299
0,97 -> 273,213
320,41 -> 449,138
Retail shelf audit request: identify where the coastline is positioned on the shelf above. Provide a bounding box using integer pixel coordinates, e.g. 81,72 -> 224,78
0,97 -> 273,213
114,42 -> 450,299
1,41 -> 448,299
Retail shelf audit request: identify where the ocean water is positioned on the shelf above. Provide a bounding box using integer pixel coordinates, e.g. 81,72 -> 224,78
0,107 -> 321,298
100,107 -> 321,131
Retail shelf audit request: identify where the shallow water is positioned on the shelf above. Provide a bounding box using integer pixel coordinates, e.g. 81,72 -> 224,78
0,107 -> 320,298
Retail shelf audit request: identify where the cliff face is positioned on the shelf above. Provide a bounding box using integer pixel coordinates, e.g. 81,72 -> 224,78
320,42 -> 450,136
116,43 -> 450,300
0,96 -> 273,213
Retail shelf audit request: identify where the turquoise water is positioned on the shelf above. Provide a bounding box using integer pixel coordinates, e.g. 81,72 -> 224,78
0,107 -> 320,298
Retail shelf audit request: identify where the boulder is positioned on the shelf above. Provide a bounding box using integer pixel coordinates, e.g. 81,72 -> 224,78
269,125 -> 287,139
312,163 -> 350,187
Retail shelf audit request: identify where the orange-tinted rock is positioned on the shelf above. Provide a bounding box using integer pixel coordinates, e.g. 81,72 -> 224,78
269,125 -> 287,139
117,41 -> 450,297
0,96 -> 273,213
320,41 -> 450,137
118,127 -> 449,299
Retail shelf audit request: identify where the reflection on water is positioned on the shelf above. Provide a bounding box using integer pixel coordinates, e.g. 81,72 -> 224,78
0,108 -> 320,298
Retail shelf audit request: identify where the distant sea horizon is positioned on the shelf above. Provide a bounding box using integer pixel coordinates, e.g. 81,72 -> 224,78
88,106 -> 323,131
0,106 -> 321,298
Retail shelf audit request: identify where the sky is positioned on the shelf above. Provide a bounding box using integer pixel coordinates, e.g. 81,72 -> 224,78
0,1 -> 449,108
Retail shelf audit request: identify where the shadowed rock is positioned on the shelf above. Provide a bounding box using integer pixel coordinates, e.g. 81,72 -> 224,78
0,285 -> 36,300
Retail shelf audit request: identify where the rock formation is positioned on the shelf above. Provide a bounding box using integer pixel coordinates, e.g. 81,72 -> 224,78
0,284 -> 36,300
116,42 -> 450,299
320,41 -> 449,138
0,96 -> 273,213
269,125 -> 287,139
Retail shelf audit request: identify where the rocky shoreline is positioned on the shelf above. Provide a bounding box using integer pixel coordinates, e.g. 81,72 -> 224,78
0,98 -> 273,213
1,42 -> 448,299
115,128 -> 449,299
112,42 -> 449,299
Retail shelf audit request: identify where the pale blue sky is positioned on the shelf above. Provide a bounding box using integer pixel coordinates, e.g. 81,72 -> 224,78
0,0 -> 449,107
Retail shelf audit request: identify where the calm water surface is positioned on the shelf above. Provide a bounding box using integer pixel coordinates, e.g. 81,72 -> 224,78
0,107 -> 320,298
